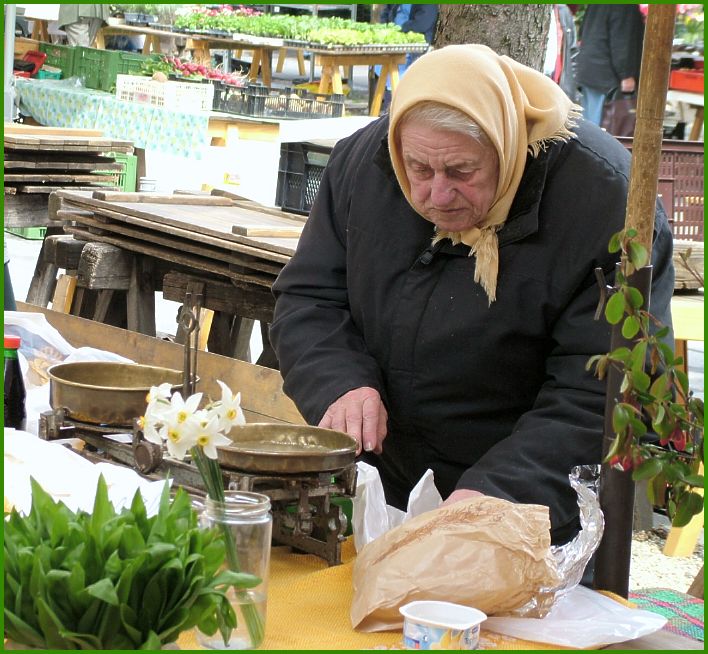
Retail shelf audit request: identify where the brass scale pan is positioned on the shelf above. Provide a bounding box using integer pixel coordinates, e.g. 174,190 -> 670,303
48,362 -> 356,474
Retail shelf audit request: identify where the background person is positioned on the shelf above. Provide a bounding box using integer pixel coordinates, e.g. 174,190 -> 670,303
270,44 -> 674,550
57,4 -> 110,47
372,4 -> 439,111
575,4 -> 644,126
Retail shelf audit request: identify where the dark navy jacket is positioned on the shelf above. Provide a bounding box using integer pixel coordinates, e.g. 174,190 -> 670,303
270,116 -> 674,545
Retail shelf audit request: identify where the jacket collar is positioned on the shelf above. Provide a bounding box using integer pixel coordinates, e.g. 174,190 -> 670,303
375,121 -> 560,252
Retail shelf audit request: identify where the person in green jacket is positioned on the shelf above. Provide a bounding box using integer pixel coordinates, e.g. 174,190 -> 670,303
57,5 -> 110,47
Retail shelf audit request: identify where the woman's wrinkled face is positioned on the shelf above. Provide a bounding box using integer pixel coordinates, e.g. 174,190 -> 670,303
399,121 -> 499,233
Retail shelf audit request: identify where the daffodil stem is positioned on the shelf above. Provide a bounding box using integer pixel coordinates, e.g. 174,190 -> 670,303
191,447 -> 265,647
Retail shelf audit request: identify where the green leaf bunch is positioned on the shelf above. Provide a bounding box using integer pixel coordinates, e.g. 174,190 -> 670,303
173,13 -> 427,45
4,476 -> 259,649
587,228 -> 704,528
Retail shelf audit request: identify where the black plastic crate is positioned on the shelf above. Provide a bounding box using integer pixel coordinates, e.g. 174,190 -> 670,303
213,83 -> 345,120
276,142 -> 332,215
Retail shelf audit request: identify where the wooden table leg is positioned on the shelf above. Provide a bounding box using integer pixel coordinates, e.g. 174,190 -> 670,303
330,66 -> 343,94
256,322 -> 279,369
144,35 -> 161,55
318,62 -> 333,94
689,106 -> 703,141
663,462 -> 704,557
192,41 -> 211,67
370,66 -> 389,117
31,19 -> 49,42
276,48 -> 286,73
249,50 -> 262,83
25,226 -> 64,307
126,256 -> 156,336
260,49 -> 272,87
95,28 -> 106,50
388,63 -> 400,95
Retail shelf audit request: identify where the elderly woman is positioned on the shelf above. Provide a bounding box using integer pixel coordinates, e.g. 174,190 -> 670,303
270,45 -> 674,547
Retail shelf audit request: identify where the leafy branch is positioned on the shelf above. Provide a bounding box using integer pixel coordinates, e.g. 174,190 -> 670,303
586,228 -> 704,527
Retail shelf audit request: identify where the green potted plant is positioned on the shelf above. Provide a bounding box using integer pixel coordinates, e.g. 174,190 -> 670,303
4,475 -> 259,649
587,228 -> 704,527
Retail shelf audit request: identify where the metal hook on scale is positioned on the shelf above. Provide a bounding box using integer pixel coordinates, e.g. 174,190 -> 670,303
180,292 -> 202,397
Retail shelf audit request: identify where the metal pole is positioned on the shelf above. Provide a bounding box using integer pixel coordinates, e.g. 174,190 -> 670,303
593,4 -> 676,598
4,4 -> 17,121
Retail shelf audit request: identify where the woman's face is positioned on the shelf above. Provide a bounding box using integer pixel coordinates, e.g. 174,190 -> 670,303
399,121 -> 499,233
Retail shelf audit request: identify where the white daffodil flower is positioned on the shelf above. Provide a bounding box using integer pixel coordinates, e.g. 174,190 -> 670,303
145,382 -> 174,405
215,380 -> 246,431
163,416 -> 199,461
193,413 -> 232,459
165,390 -> 203,425
138,412 -> 163,445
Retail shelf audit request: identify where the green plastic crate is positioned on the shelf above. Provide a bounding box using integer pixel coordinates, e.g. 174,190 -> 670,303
39,42 -> 78,78
94,153 -> 138,192
74,47 -> 160,92
74,47 -> 119,91
113,153 -> 138,192
116,51 -> 159,77
5,226 -> 47,240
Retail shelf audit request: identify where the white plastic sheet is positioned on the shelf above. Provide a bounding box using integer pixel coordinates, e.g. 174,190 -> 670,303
484,584 -> 667,648
4,429 -> 168,517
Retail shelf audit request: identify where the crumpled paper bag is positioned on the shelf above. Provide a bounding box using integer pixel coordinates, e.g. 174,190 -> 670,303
351,496 -> 562,632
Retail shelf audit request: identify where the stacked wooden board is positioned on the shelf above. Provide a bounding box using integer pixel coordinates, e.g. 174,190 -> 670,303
52,190 -> 303,289
4,130 -> 134,234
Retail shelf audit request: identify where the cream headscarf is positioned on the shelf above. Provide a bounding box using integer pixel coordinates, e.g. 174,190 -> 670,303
388,44 -> 581,303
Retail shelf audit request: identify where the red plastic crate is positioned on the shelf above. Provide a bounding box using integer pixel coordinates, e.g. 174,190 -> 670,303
14,50 -> 47,77
669,69 -> 704,94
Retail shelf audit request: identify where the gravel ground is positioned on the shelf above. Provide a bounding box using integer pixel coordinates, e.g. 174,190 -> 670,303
630,524 -> 704,592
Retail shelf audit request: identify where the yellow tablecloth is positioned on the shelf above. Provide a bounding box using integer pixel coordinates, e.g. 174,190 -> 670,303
177,539 -> 576,650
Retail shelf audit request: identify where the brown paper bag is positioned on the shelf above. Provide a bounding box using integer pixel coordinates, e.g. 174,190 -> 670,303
351,496 -> 562,631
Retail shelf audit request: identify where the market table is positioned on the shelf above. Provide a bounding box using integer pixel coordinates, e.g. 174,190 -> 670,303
310,47 -> 407,117
8,305 -> 701,651
15,78 -> 210,159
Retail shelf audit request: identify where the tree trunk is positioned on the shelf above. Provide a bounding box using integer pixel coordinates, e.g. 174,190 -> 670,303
434,4 -> 551,71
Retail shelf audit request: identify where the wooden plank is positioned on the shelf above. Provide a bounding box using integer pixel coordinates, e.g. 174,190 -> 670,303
5,142 -> 133,154
3,193 -> 49,228
210,189 -> 308,223
4,159 -> 123,171
15,185 -> 121,194
57,192 -> 299,257
64,212 -> 284,275
64,226 -> 276,288
4,122 -> 103,137
232,224 -> 303,238
16,303 -> 304,425
162,271 -> 275,324
5,174 -> 119,183
92,191 -> 235,206
50,274 -> 78,314
4,134 -> 132,150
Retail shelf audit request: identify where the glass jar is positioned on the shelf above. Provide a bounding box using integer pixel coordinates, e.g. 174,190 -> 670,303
197,491 -> 272,650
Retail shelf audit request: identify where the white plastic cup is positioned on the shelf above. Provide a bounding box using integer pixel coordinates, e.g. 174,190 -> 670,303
400,600 -> 487,650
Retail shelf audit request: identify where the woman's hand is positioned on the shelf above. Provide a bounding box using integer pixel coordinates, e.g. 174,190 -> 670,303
318,387 -> 388,454
441,488 -> 485,507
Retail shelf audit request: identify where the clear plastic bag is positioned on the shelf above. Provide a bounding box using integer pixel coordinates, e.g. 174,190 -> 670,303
4,311 -> 132,389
